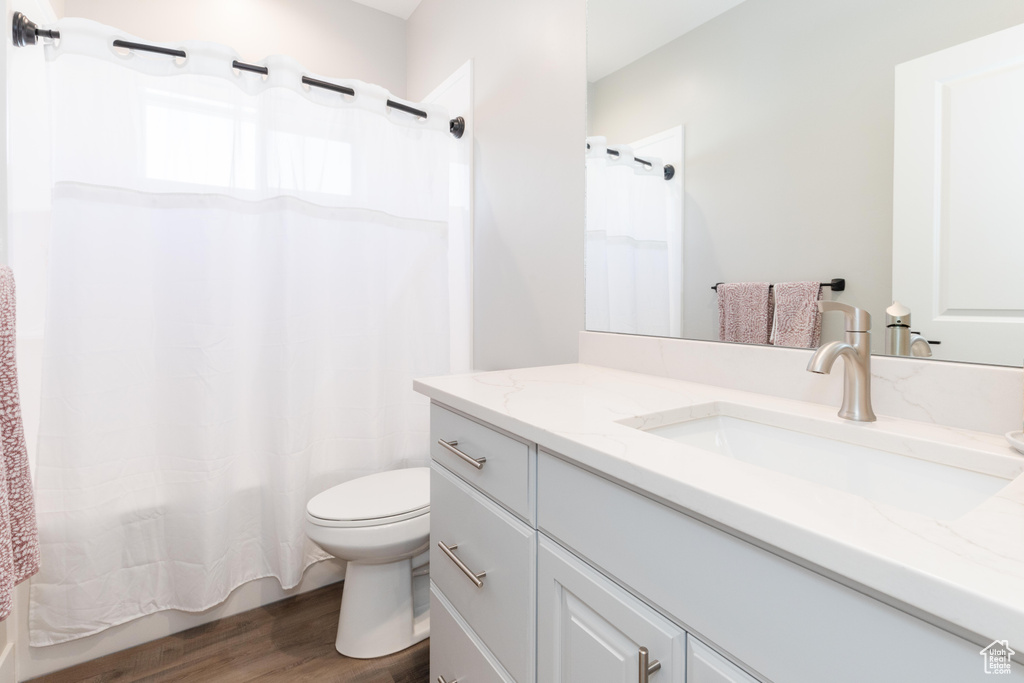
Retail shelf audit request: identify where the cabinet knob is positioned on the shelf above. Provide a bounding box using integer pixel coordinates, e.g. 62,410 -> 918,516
438,438 -> 487,469
639,646 -> 662,682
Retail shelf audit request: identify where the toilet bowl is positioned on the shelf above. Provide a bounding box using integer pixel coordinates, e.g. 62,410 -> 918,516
305,467 -> 430,659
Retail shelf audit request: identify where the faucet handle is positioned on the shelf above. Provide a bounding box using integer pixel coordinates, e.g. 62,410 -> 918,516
818,301 -> 871,333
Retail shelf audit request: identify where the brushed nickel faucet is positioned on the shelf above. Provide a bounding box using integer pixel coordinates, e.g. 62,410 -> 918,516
807,301 -> 876,422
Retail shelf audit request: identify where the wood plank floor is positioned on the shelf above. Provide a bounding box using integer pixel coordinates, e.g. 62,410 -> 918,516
28,582 -> 429,683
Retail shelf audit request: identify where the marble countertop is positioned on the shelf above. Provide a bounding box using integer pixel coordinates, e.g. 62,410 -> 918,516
414,363 -> 1024,647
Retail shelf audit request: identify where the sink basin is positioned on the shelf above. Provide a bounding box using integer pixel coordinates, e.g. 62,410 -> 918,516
632,403 -> 1017,521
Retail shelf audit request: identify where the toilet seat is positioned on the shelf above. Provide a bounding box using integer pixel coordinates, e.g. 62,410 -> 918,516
307,506 -> 428,528
307,467 -> 429,528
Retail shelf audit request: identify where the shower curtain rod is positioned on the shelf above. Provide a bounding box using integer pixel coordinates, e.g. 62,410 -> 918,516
12,12 -> 467,139
586,142 -> 675,180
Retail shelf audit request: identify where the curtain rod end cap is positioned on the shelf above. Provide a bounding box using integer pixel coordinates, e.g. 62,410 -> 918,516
450,116 -> 465,139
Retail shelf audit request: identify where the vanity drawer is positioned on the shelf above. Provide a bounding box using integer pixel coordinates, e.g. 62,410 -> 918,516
430,583 -> 514,683
431,463 -> 535,683
431,403 -> 532,520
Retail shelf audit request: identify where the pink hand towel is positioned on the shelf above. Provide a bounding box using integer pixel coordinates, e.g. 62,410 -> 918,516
0,266 -> 39,621
717,282 -> 773,344
770,281 -> 823,348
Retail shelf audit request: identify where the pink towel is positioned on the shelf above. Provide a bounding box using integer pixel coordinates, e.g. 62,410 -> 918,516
717,282 -> 773,344
770,281 -> 823,348
0,267 -> 39,621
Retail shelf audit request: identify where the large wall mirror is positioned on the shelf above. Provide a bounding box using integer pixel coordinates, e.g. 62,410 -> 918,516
585,0 -> 1024,367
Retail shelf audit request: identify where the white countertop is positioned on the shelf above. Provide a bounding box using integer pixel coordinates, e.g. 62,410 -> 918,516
414,363 -> 1024,647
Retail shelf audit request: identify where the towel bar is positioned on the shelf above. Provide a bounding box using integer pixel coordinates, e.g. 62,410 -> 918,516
712,278 -> 845,293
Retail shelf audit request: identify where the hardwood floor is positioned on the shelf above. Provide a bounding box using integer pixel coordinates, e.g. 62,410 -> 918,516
28,582 -> 430,683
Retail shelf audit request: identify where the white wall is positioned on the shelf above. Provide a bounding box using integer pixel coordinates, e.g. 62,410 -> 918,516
587,0 -> 1024,349
406,0 -> 586,371
61,0 -> 408,95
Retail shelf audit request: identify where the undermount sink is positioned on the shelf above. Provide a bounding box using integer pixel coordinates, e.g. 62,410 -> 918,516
628,403 -> 1019,521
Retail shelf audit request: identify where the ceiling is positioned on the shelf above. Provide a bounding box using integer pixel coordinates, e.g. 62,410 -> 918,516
347,0 -> 746,79
349,0 -> 423,20
588,0 -> 748,82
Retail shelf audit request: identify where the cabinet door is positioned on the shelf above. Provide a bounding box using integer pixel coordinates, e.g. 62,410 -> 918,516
687,637 -> 760,683
538,535 -> 685,683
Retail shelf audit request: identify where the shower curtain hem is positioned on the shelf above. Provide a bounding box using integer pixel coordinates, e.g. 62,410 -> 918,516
28,555 -> 334,647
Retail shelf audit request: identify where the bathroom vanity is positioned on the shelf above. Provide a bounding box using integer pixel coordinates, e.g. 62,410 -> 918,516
418,363 -> 1024,683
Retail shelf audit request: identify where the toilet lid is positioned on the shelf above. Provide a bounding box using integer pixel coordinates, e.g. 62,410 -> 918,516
307,467 -> 429,523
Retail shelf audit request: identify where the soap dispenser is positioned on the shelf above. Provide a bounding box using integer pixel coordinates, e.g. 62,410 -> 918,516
885,301 -> 933,357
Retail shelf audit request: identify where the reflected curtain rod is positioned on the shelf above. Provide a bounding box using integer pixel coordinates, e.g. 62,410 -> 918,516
12,12 -> 467,139
587,142 -> 675,180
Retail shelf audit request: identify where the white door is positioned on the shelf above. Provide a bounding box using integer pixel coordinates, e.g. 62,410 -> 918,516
893,22 -> 1024,366
537,536 -> 685,683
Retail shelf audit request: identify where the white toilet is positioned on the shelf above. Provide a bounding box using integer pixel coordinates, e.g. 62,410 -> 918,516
305,467 -> 431,659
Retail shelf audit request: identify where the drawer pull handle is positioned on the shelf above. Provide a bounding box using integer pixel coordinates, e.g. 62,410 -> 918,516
437,541 -> 486,588
437,677 -> 458,683
438,439 -> 487,470
639,646 -> 661,682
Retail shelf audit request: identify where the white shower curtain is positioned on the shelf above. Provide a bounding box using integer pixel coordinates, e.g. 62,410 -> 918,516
585,136 -> 681,337
28,19 -> 451,645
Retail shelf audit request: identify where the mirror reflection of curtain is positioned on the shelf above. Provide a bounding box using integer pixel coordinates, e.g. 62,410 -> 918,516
24,18 -> 455,646
585,135 -> 682,337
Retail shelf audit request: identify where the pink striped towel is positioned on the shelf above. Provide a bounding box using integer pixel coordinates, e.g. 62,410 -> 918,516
717,282 -> 773,344
770,282 -> 823,348
0,266 -> 39,621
